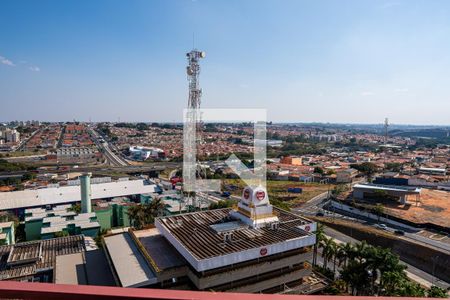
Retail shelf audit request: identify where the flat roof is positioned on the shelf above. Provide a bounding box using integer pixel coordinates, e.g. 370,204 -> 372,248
83,249 -> 116,286
55,253 -> 87,285
0,180 -> 157,210
135,228 -> 186,271
353,183 -> 421,194
103,233 -> 157,288
155,207 -> 316,272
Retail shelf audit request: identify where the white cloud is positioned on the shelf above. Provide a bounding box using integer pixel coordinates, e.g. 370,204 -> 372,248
361,91 -> 374,96
29,66 -> 40,72
0,55 -> 15,66
394,88 -> 409,93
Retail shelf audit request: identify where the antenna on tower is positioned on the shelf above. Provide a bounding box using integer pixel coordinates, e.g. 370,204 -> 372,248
184,49 -> 206,211
384,117 -> 389,144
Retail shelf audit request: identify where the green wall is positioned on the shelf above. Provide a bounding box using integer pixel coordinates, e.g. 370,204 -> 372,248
25,220 -> 43,241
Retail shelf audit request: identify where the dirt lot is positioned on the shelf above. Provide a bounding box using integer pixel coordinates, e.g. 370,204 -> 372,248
383,188 -> 450,228
223,179 -> 333,207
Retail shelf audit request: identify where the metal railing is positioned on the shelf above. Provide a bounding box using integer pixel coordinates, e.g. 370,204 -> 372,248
0,281 -> 431,300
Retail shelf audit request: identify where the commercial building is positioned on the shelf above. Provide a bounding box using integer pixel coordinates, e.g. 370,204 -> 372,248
104,185 -> 319,293
417,167 -> 447,176
0,235 -> 115,285
353,183 -> 421,205
129,146 -> 166,161
0,178 -> 158,210
24,205 -> 100,240
56,147 -> 101,164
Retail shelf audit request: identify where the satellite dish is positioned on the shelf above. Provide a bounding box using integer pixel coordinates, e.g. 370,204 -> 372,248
187,67 -> 193,75
200,51 -> 206,58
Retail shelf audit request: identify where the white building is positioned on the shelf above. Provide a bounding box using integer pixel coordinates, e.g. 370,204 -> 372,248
129,146 -> 165,161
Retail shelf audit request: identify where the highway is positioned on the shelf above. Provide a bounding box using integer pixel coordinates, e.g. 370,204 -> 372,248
89,128 -> 129,167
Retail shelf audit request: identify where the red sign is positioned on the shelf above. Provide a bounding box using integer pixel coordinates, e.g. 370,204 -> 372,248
304,225 -> 311,232
260,248 -> 268,256
255,191 -> 265,201
243,189 -> 250,199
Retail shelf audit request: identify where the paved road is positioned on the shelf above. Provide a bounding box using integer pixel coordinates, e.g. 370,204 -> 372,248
90,128 -> 128,167
294,193 -> 450,254
327,204 -> 450,254
15,127 -> 42,151
320,227 -> 450,290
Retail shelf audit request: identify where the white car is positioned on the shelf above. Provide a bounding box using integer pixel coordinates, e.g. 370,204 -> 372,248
376,223 -> 388,230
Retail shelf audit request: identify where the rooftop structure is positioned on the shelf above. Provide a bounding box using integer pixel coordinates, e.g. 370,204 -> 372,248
156,205 -> 315,272
129,146 -> 165,161
0,235 -> 85,281
104,183 -> 319,293
353,183 -> 421,205
25,205 -> 100,240
103,232 -> 158,287
0,179 -> 158,210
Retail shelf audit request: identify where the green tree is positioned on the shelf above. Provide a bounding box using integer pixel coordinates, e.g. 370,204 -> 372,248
313,223 -> 325,266
372,203 -> 385,223
314,166 -> 325,175
428,286 -> 448,298
54,231 -> 69,238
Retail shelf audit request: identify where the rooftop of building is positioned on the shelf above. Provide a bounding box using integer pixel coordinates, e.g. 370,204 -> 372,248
155,207 -> 316,271
353,183 -> 421,194
103,232 -> 158,288
0,235 -> 85,281
133,227 -> 186,271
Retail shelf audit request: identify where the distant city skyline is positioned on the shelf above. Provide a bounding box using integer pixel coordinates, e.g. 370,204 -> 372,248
2,0 -> 450,125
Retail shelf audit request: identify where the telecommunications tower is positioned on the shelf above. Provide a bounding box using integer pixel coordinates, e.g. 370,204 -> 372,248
183,50 -> 206,210
384,117 -> 389,144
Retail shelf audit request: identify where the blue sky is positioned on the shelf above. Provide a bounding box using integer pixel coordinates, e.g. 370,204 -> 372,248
1,0 -> 450,124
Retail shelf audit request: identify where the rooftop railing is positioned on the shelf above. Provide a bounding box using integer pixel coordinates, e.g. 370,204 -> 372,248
0,281 -> 431,300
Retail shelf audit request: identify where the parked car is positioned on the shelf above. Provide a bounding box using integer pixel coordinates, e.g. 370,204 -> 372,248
394,230 -> 405,235
316,212 -> 324,217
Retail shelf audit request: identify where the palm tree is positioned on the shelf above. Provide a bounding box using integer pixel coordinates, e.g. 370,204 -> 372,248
313,223 -> 325,266
339,242 -> 355,267
127,205 -> 146,229
320,237 -> 336,270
